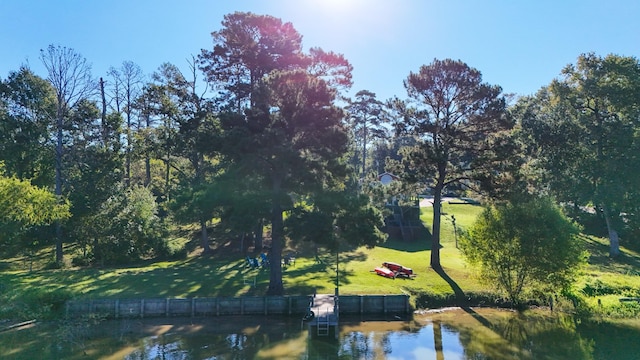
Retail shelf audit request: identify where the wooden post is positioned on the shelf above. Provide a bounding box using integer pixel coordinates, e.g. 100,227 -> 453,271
114,299 -> 119,319
360,295 -> 364,314
383,295 -> 387,314
165,298 -> 170,317
141,299 -> 145,319
405,295 -> 409,314
191,298 -> 195,317
216,298 -> 219,316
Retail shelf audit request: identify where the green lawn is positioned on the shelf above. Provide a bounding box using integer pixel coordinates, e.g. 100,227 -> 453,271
0,203 -> 486,299
2,201 -> 640,319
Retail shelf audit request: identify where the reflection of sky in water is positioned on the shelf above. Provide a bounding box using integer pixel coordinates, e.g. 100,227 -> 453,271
385,323 -> 465,360
125,323 -> 468,359
139,337 -> 174,359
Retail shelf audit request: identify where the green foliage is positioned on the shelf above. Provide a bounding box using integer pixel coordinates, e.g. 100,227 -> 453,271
0,172 -> 70,256
64,104 -> 124,253
345,89 -> 389,178
92,185 -> 169,265
0,174 -> 70,228
286,191 -> 386,251
200,13 -> 355,295
460,197 -> 587,304
411,289 -> 511,309
0,66 -> 55,186
517,53 -> 640,256
582,280 -> 619,297
412,289 -> 457,309
598,300 -> 640,318
0,285 -> 73,321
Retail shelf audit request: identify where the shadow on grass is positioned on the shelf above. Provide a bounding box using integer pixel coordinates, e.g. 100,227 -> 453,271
31,255 -> 269,299
434,267 -> 467,305
5,241 -> 372,301
379,228 -> 435,253
433,266 -> 494,330
581,234 -> 640,274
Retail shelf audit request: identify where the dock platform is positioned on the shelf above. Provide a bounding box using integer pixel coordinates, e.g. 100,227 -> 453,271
306,294 -> 339,339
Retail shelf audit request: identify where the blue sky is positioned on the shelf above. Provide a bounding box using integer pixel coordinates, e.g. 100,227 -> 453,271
1,0 -> 639,102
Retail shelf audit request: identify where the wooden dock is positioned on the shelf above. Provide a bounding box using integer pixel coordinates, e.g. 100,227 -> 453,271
306,294 -> 339,339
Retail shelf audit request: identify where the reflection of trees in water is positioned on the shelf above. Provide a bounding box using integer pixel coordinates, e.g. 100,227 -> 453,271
340,332 -> 374,359
338,331 -> 392,359
433,321 -> 444,360
578,320 -> 640,360
494,314 -> 594,360
17,313 -> 640,359
445,312 -> 595,360
123,329 -> 283,359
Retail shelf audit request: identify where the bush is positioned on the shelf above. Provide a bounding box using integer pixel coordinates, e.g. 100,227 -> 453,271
413,290 -> 457,309
582,280 -> 618,297
165,242 -> 188,260
31,288 -> 73,317
595,301 -> 640,318
71,255 -> 92,267
44,260 -> 64,270
0,287 -> 73,321
411,289 -> 512,309
92,186 -> 169,265
460,197 -> 586,305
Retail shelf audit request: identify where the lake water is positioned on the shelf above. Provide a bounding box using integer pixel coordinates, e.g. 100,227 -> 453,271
2,307 -> 640,359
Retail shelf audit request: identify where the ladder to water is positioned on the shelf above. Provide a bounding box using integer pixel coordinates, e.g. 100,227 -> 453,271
316,308 -> 331,336
318,316 -> 329,336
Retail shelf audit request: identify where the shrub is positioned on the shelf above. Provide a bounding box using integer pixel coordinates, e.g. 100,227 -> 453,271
411,289 -> 512,309
92,186 -> 169,265
44,260 -> 64,270
597,301 -> 640,318
71,255 -> 92,267
0,287 -> 73,321
582,280 -> 618,297
31,288 -> 73,316
460,197 -> 587,305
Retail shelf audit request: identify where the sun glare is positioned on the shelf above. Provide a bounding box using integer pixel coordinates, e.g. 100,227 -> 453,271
290,0 -> 400,38
320,0 -> 357,10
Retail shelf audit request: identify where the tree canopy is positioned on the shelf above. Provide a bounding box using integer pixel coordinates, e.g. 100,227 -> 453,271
199,12 -> 371,295
517,53 -> 640,256
391,58 -> 512,270
346,90 -> 389,179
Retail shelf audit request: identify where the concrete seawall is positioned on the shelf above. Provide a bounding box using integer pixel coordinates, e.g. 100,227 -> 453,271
65,294 -> 410,319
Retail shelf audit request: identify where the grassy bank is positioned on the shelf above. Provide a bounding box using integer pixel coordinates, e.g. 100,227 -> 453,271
2,202 -> 640,321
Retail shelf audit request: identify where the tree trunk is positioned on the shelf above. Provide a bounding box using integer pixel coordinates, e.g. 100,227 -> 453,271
145,113 -> 151,186
254,219 -> 263,251
267,176 -> 284,295
99,77 -> 108,147
430,184 -> 443,271
362,124 -> 367,177
165,148 -> 170,202
200,218 -> 211,255
125,108 -> 131,188
54,106 -> 64,263
602,205 -> 620,257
